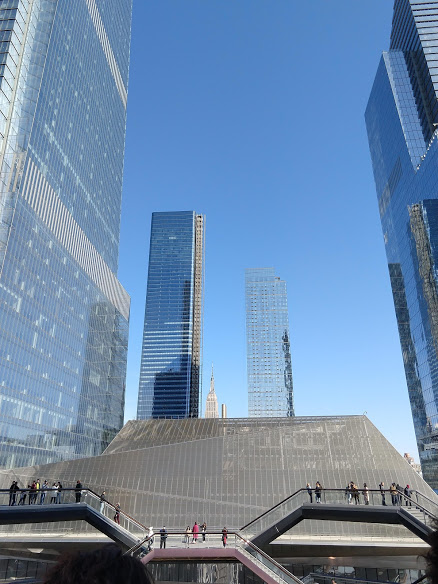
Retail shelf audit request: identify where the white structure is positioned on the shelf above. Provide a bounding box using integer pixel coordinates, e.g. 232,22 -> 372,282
205,366 -> 219,418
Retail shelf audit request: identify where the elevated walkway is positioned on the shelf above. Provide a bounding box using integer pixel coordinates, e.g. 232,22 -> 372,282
240,488 -> 438,547
0,487 -> 436,584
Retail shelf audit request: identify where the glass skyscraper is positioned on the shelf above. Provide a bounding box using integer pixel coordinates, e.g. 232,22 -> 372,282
245,268 -> 294,417
0,0 -> 132,468
137,211 -> 204,420
365,0 -> 438,489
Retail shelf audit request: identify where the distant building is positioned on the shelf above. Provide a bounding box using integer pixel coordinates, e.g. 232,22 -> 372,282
137,211 -> 204,420
365,0 -> 438,489
404,453 -> 423,477
245,268 -> 294,417
221,404 -> 227,419
205,366 -> 219,418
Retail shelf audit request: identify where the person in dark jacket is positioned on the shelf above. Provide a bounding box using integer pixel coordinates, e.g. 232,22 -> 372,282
75,480 -> 83,503
315,481 -> 322,503
9,481 -> 18,506
404,484 -> 412,506
306,483 -> 313,503
114,503 -> 121,525
159,526 -> 167,548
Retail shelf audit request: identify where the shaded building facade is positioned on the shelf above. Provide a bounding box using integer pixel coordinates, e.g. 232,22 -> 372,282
365,0 -> 438,489
0,0 -> 131,468
245,268 -> 294,417
137,211 -> 204,419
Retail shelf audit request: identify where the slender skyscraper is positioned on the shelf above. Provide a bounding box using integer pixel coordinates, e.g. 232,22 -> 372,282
137,211 -> 204,420
366,0 -> 438,488
245,268 -> 294,417
205,366 -> 218,418
0,0 -> 132,468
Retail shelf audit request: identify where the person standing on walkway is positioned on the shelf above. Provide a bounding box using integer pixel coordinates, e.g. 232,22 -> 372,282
345,483 -> 352,504
315,481 -> 322,503
147,527 -> 154,551
18,486 -> 28,505
160,526 -> 167,548
306,483 -> 313,503
50,483 -> 57,504
352,483 -> 360,505
222,527 -> 228,548
201,522 -> 207,542
75,480 -> 83,503
56,482 -> 63,504
404,484 -> 412,506
184,526 -> 191,547
40,480 -> 48,505
192,521 -> 199,543
29,481 -> 37,504
9,481 -> 18,506
363,483 -> 369,505
114,503 -> 121,525
396,483 -> 402,505
390,482 -> 398,506
379,482 -> 386,505
99,491 -> 106,513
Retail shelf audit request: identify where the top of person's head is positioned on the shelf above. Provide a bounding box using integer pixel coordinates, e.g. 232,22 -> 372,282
42,543 -> 154,584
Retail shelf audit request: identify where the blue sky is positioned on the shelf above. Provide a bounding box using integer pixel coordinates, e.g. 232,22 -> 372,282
119,1 -> 417,459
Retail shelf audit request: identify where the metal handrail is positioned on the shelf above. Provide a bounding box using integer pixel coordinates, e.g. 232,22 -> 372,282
234,532 -> 303,584
124,530 -> 303,584
0,487 -> 149,533
413,489 -> 438,507
240,487 -> 438,531
306,573 -> 424,584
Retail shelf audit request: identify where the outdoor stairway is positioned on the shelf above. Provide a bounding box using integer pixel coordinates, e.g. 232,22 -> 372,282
236,543 -> 302,584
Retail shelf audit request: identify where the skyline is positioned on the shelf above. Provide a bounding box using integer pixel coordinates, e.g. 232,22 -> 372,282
120,1 -> 420,459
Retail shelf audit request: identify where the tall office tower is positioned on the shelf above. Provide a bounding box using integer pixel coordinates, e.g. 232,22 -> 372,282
365,0 -> 438,489
245,268 -> 294,417
0,0 -> 132,468
137,211 -> 204,420
205,366 -> 218,418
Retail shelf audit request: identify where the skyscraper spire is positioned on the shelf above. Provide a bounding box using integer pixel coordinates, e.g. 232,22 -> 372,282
205,365 -> 219,418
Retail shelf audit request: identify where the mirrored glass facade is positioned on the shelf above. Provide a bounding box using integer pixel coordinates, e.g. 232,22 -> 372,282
365,0 -> 438,489
137,211 -> 204,420
0,0 -> 132,468
245,268 -> 294,417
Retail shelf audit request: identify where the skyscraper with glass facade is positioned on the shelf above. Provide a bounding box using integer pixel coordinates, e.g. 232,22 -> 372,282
365,0 -> 438,489
245,268 -> 294,417
137,211 -> 204,420
0,0 -> 132,468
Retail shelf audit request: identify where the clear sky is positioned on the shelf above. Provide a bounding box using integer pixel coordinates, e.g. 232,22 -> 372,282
119,1 -> 418,460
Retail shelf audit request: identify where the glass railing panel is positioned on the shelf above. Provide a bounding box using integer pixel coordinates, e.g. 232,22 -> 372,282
234,535 -> 303,584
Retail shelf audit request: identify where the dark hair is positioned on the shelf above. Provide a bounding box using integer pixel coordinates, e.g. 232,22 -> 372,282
42,543 -> 154,584
427,525 -> 438,584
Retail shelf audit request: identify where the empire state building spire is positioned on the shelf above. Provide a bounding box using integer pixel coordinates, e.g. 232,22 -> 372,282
205,365 -> 219,418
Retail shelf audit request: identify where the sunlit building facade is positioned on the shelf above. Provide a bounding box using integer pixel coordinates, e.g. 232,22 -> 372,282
0,0 -> 132,468
137,211 -> 204,420
205,366 -> 218,418
365,0 -> 438,489
245,268 -> 294,417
